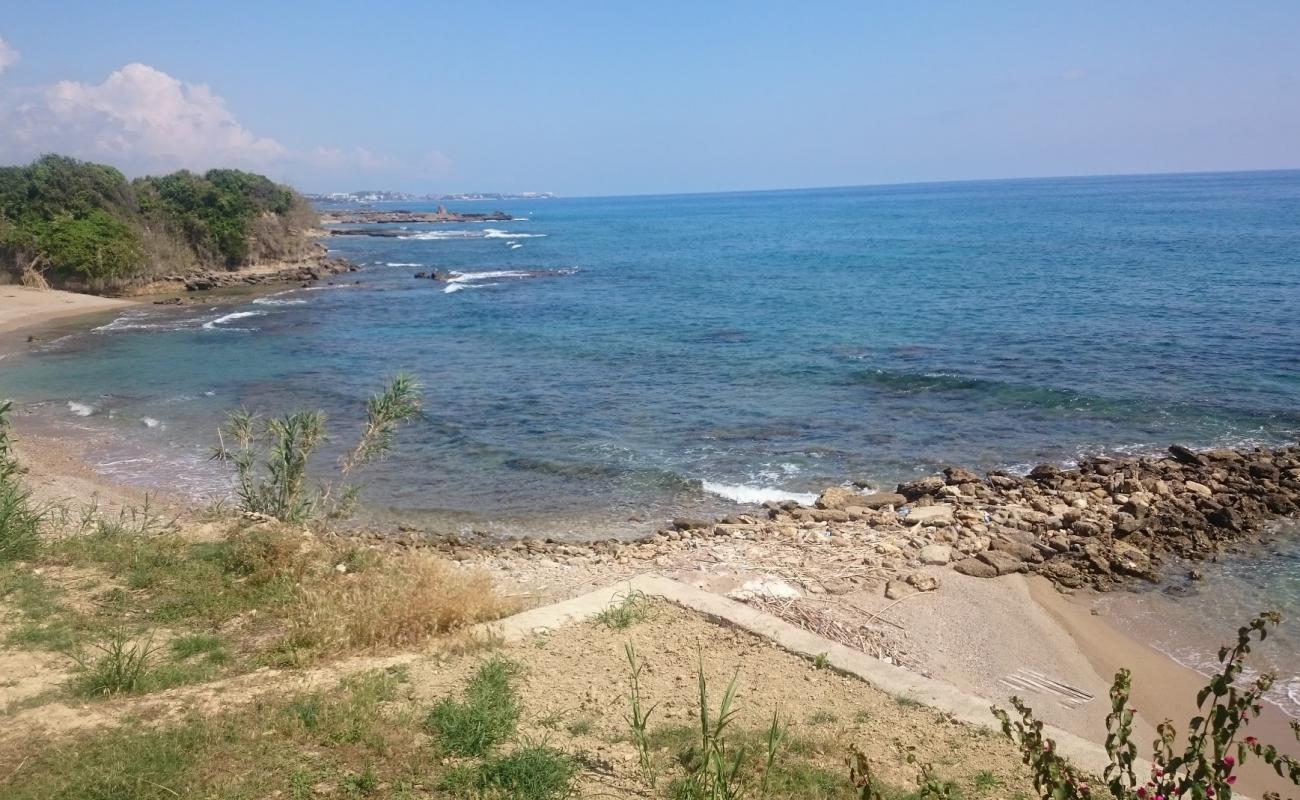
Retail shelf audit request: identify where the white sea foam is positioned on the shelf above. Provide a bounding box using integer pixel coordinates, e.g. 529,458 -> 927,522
700,480 -> 816,506
202,311 -> 267,330
509,243 -> 523,250
483,228 -> 546,239
252,291 -> 307,306
385,262 -> 424,267
141,417 -> 163,429
446,270 -> 533,283
399,230 -> 478,240
68,401 -> 95,417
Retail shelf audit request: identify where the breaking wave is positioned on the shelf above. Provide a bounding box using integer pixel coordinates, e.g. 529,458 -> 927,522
202,311 -> 267,330
700,480 -> 816,506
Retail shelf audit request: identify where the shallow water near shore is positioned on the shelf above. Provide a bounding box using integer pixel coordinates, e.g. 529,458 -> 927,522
1096,520 -> 1300,717
3,171 -> 1300,539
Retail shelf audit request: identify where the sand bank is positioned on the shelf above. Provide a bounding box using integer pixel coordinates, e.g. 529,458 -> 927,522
0,286 -> 136,336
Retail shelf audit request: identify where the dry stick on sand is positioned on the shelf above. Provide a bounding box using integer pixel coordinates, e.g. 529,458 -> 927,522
861,589 -> 934,628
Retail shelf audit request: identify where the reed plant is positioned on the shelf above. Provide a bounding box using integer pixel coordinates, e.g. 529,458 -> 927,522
212,374 -> 422,522
0,398 -> 41,563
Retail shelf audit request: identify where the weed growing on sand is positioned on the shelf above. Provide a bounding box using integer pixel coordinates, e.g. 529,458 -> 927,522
426,656 -> 523,757
0,399 -> 41,563
973,770 -> 1002,792
625,642 -> 659,788
849,744 -> 958,800
440,740 -> 578,800
70,633 -> 159,697
670,657 -> 788,800
596,588 -> 653,630
213,374 -> 422,522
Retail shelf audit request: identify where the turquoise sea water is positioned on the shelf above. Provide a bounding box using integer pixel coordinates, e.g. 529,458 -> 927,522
3,170 -> 1300,710
3,171 -> 1300,536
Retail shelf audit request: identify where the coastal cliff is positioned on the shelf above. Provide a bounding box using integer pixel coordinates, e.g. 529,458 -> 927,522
0,155 -> 331,295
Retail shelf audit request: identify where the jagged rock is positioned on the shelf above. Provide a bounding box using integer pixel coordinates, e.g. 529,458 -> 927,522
672,518 -> 711,530
1028,464 -> 1061,482
919,544 -> 952,565
906,572 -> 941,592
943,466 -> 982,485
976,550 -> 1025,575
988,537 -> 1041,563
953,558 -> 999,578
1184,480 -> 1213,497
1169,444 -> 1204,465
1038,560 -> 1087,589
857,492 -> 907,509
897,475 -> 945,499
884,579 -> 917,599
816,486 -> 863,510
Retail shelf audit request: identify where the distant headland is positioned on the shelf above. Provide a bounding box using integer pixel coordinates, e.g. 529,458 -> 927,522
307,190 -> 555,203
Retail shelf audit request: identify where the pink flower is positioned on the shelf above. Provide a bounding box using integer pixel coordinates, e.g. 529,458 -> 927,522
1245,736 -> 1258,745
1137,789 -> 1148,799
1223,755 -> 1235,768
1226,776 -> 1238,785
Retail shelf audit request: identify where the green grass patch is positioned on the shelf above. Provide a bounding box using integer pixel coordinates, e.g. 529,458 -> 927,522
440,743 -> 577,800
0,667 -> 422,800
425,656 -> 522,756
594,589 -> 652,630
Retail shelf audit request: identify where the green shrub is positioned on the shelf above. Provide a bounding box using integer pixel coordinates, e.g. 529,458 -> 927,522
213,374 -> 422,522
0,399 -> 41,563
0,154 -> 316,288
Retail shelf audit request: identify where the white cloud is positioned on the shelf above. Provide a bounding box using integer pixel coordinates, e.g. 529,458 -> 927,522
0,37 -> 19,76
1,62 -> 284,172
0,62 -> 435,187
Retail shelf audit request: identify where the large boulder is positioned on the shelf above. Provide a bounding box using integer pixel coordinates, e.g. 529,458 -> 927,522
815,486 -> 863,510
976,550 -> 1026,575
897,475 -> 945,499
953,558 -> 999,578
857,492 -> 907,509
943,466 -> 982,485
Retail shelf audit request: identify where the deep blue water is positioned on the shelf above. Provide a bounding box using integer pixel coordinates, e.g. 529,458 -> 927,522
3,171 -> 1300,538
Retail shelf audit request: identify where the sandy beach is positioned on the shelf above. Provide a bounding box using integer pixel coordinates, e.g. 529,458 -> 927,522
0,286 -> 136,337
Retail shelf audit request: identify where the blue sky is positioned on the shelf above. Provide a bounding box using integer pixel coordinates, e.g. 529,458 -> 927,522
1,1 -> 1298,195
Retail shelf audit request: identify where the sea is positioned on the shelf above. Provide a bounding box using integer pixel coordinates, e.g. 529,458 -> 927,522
1,170 -> 1298,710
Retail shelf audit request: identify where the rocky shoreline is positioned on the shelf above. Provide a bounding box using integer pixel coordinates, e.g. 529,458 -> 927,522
319,206 -> 511,225
134,255 -> 359,295
393,443 -> 1300,596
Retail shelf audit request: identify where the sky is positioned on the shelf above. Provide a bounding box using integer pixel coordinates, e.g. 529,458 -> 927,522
1,1 -> 1298,196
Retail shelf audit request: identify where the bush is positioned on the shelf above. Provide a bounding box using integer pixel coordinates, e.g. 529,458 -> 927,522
213,374 -> 422,522
0,154 -> 318,288
0,399 -> 40,563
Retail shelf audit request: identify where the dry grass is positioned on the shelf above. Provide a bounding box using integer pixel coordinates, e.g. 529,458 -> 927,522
291,548 -> 515,654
